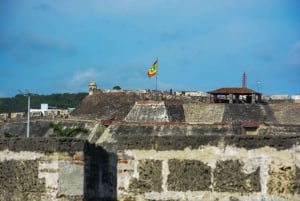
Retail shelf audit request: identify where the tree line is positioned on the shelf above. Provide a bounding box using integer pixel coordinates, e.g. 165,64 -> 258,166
0,92 -> 88,113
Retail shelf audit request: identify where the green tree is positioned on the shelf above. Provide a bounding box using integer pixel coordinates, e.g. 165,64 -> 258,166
0,92 -> 88,113
49,122 -> 88,137
113,85 -> 121,90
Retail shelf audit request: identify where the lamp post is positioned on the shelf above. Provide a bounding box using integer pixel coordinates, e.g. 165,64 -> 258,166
19,90 -> 35,138
26,94 -> 30,138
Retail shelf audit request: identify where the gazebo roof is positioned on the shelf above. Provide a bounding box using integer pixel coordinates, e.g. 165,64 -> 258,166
207,87 -> 261,95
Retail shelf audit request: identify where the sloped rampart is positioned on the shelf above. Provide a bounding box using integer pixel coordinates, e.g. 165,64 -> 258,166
183,103 -> 224,123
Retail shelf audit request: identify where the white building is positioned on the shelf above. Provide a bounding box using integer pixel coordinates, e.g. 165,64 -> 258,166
30,103 -> 68,117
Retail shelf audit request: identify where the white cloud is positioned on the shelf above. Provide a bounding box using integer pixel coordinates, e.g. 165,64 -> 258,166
67,68 -> 104,89
70,69 -> 102,83
0,32 -> 76,65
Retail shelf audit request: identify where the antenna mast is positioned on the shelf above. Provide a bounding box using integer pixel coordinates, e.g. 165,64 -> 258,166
242,72 -> 247,88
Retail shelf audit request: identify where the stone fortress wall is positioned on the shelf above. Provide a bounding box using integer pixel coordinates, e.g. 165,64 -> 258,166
127,101 -> 300,125
0,138 -> 117,201
2,101 -> 300,138
111,126 -> 300,201
1,95 -> 300,200
0,132 -> 299,200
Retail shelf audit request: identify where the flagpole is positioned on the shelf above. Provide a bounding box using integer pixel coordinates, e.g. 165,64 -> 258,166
156,57 -> 158,91
156,75 -> 157,91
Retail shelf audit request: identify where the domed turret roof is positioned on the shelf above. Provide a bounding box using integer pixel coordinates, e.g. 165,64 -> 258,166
88,81 -> 97,87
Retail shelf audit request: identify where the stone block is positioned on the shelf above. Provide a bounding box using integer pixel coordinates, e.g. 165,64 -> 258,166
58,161 -> 84,197
167,159 -> 211,191
0,160 -> 45,200
214,160 -> 260,192
129,160 -> 162,193
267,163 -> 300,195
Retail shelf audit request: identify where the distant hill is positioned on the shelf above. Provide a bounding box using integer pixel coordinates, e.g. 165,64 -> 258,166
0,93 -> 88,113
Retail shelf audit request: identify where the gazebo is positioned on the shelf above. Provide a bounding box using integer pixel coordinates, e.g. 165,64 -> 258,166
207,87 -> 262,104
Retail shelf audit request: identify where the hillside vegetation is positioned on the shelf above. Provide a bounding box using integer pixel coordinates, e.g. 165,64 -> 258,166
0,93 -> 88,113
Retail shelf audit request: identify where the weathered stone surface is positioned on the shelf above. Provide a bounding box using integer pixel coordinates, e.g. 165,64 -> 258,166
267,163 -> 300,195
268,102 -> 300,125
58,161 -> 84,197
0,138 -> 85,154
223,104 -> 276,123
72,91 -> 142,120
0,120 -> 99,139
260,124 -> 300,135
125,101 -> 170,122
167,159 -> 211,191
0,130 -> 300,200
214,160 -> 261,192
114,124 -> 234,137
129,160 -> 162,193
0,160 -> 45,201
117,135 -> 155,150
229,196 -> 240,201
165,102 -> 185,122
0,139 -> 117,201
224,135 -> 300,150
117,132 -> 300,151
183,103 -> 224,123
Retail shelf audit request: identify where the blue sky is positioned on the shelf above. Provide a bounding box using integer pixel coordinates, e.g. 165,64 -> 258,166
1,0 -> 300,97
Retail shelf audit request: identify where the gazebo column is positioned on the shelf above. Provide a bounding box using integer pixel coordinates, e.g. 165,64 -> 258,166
214,94 -> 217,103
251,93 -> 256,104
257,94 -> 261,103
229,94 -> 233,103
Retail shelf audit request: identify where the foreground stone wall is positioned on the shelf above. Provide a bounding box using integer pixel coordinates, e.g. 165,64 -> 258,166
0,138 -> 116,201
1,126 -> 300,201
99,124 -> 300,201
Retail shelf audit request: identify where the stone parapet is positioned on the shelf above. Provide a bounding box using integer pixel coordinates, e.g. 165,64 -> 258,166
115,134 -> 300,201
0,128 -> 300,200
0,138 -> 116,201
106,124 -> 300,200
116,134 -> 300,151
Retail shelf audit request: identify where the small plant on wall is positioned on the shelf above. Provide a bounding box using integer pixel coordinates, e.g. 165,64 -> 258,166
3,131 -> 18,138
49,122 -> 88,137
